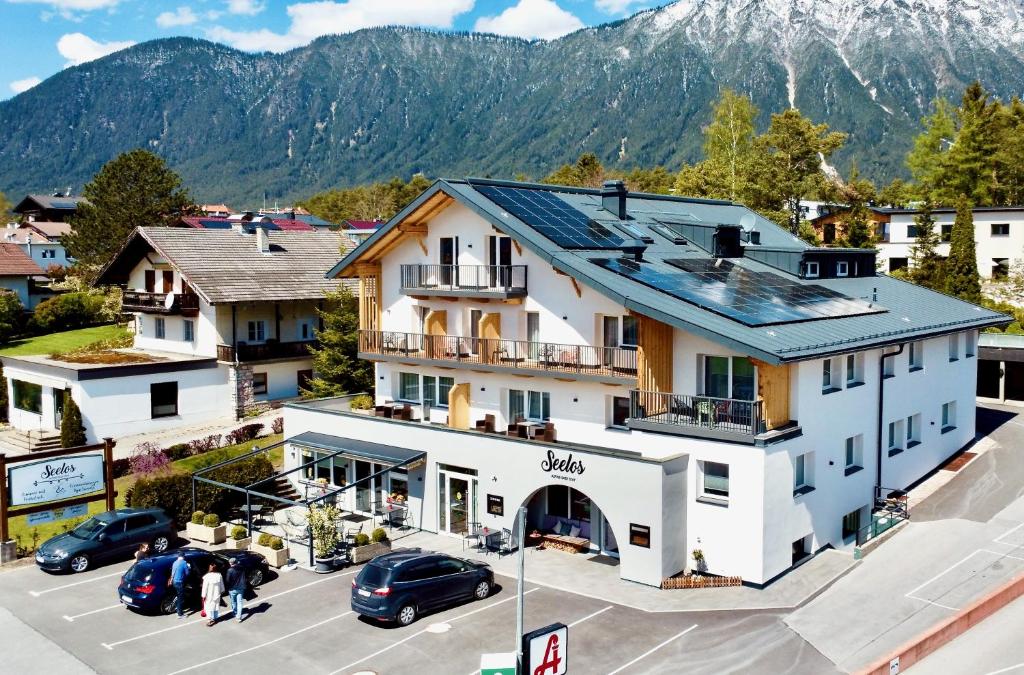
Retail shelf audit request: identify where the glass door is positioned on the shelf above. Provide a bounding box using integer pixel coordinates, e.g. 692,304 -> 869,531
527,312 -> 540,361
53,389 -> 64,429
355,460 -> 373,513
440,237 -> 458,287
438,469 -> 478,536
603,316 -> 619,367
423,375 -> 436,422
488,236 -> 512,288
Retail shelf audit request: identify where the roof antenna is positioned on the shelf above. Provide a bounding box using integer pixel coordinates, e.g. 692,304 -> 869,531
872,287 -> 878,302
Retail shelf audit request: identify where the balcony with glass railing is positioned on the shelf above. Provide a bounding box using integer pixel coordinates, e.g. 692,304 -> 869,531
358,329 -> 636,384
400,264 -> 527,298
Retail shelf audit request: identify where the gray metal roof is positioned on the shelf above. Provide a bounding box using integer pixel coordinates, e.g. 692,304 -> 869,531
330,179 -> 1008,364
100,227 -> 355,304
288,431 -> 425,465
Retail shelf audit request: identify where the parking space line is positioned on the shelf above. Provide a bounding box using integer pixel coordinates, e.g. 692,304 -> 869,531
329,588 -> 540,675
29,569 -> 129,597
63,604 -> 122,622
993,522 -> 1024,545
904,550 -> 984,599
165,612 -> 353,675
567,605 -> 613,627
605,624 -> 698,675
981,548 -> 1024,562
102,571 -> 355,650
987,662 -> 1024,675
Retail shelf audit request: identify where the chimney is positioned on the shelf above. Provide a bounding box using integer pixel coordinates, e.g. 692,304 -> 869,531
601,180 -> 628,220
256,225 -> 270,253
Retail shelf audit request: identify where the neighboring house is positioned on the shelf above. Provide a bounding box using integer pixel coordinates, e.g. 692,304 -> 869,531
2,225 -> 353,443
281,177 -> 1005,588
0,242 -> 45,307
200,204 -> 233,218
1,221 -> 73,269
977,332 -> 1024,405
179,214 -> 315,231
809,205 -> 891,246
343,220 -> 383,243
12,192 -> 85,223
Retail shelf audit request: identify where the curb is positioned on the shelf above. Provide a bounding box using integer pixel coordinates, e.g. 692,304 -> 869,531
856,570 -> 1024,675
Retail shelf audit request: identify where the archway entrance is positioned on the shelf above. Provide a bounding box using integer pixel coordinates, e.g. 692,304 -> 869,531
522,485 -> 619,559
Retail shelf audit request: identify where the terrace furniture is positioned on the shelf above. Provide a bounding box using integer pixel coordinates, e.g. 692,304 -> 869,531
475,414 -> 496,433
515,421 -> 539,439
539,533 -> 589,554
532,422 -> 557,443
493,528 -> 517,558
463,522 -> 487,551
506,416 -> 526,435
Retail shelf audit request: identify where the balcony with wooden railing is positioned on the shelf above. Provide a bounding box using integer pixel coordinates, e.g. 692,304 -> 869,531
358,329 -> 637,384
400,264 -> 527,298
217,340 -> 316,363
628,389 -> 800,445
122,291 -> 200,317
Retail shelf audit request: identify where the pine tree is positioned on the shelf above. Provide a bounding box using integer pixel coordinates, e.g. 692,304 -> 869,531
906,98 -> 956,201
943,82 -> 1000,205
944,195 -> 982,303
64,149 -> 197,278
836,167 -> 877,249
908,202 -> 946,290
304,288 -> 372,399
60,391 -> 87,448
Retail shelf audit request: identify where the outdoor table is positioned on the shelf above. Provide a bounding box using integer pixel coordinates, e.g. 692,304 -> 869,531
239,503 -> 263,526
515,421 -> 539,439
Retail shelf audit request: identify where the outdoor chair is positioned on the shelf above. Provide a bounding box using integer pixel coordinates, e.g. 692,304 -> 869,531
506,416 -> 526,435
344,523 -> 363,543
495,528 -> 517,558
462,522 -> 485,551
533,422 -> 556,443
475,414 -> 496,433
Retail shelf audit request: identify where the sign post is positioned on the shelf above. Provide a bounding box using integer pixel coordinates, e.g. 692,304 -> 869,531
515,505 -> 526,671
522,623 -> 568,675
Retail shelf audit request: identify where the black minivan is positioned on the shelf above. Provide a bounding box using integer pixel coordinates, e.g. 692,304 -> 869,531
351,550 -> 493,626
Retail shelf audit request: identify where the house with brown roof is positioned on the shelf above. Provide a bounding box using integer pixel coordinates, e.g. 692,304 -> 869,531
2,221 -> 73,270
12,192 -> 86,223
0,242 -> 45,307
1,224 -> 354,443
200,204 -> 233,218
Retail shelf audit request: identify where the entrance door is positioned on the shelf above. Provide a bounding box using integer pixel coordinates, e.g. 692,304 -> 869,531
488,236 -> 512,288
438,468 -> 477,536
440,237 -> 459,287
603,316 -> 619,367
527,311 -> 540,361
53,389 -> 65,430
600,514 -> 619,558
355,460 -> 374,513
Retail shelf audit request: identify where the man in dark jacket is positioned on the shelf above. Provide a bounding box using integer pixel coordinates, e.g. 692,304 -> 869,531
225,557 -> 247,622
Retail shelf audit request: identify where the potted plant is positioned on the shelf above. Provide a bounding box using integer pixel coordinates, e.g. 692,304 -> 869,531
351,527 -> 391,564
691,548 -> 707,574
308,503 -> 341,573
186,511 -> 227,545
251,533 -> 289,568
227,525 -> 251,550
349,394 -> 374,414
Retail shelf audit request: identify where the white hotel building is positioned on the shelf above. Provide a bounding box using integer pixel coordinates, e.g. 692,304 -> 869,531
281,178 -> 1006,588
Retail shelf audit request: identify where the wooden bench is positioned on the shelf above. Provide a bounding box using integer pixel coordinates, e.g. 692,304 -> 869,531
539,534 -> 589,554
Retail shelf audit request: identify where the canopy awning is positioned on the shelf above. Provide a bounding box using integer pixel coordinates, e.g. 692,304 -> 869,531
288,431 -> 426,467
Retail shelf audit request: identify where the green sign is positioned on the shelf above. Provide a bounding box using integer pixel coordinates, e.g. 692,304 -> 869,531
480,652 -> 517,675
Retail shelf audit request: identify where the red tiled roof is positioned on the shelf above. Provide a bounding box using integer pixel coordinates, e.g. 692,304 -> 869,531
346,220 -> 384,231
179,217 -> 314,231
0,243 -> 45,276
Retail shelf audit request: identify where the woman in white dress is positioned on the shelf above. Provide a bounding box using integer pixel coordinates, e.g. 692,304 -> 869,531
201,563 -> 225,626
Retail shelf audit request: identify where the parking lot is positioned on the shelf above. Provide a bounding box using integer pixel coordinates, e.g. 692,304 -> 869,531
0,553 -> 835,675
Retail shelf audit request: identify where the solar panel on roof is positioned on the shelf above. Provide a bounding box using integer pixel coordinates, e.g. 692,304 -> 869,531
49,200 -> 77,209
475,185 -> 625,250
198,219 -> 232,229
594,257 -> 885,327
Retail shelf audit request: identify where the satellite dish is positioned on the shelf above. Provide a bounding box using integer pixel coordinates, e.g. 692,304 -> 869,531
164,292 -> 176,310
739,213 -> 756,230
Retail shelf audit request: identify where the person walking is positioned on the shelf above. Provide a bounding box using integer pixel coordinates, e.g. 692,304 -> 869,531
225,557 -> 247,622
134,542 -> 150,562
201,563 -> 225,627
169,551 -> 191,619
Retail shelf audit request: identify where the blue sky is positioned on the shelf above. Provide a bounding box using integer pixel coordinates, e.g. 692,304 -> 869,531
0,0 -> 659,99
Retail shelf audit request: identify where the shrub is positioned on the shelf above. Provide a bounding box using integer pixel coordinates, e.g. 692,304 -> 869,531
202,513 -> 221,528
188,434 -> 222,454
123,486 -> 135,507
164,443 -> 192,461
231,525 -> 248,540
271,416 -> 284,434
29,292 -> 104,333
111,457 -> 131,478
354,533 -> 370,546
59,391 -> 87,448
309,504 -> 341,558
45,263 -> 67,282
129,441 -> 170,476
191,511 -> 205,525
0,290 -> 23,346
371,527 -> 387,543
226,423 -> 263,446
269,536 -> 284,550
257,533 -> 272,547
349,394 -> 374,410
131,474 -> 194,529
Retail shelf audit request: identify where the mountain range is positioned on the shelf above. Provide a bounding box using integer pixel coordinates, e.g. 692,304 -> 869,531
2,0 -> 1024,206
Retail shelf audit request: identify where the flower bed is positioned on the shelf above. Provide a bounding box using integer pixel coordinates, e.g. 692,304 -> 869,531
661,574 -> 743,590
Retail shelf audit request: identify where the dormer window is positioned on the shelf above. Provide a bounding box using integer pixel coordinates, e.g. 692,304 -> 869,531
805,261 -> 820,279
836,261 -> 849,277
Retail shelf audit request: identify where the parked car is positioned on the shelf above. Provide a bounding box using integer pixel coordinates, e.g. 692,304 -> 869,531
35,508 -> 175,573
351,549 -> 493,626
117,547 -> 269,615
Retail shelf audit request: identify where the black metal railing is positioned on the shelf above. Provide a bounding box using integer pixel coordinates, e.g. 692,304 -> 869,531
400,264 -> 527,295
856,487 -> 909,545
359,329 -> 637,379
217,340 -> 316,363
122,291 -> 200,315
629,390 -> 764,436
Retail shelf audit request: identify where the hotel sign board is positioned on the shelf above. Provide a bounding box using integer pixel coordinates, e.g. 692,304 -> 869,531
523,622 -> 568,675
7,454 -> 105,507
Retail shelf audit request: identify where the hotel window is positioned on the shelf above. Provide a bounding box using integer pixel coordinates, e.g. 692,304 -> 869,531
700,461 -> 730,500
822,357 -> 839,393
842,508 -> 862,540
702,355 -> 755,400
992,223 -> 1010,236
836,261 -> 849,277
12,379 -> 42,414
883,346 -> 897,378
509,389 -> 550,422
805,261 -> 820,279
421,375 -> 454,408
398,372 -> 420,402
941,224 -> 952,242
965,331 -> 976,358
150,382 -> 178,418
948,334 -> 959,362
299,319 -> 315,341
248,320 -> 266,343
155,317 -> 166,339
907,413 -> 921,446
845,353 -> 864,386
621,316 -> 639,348
845,435 -> 863,474
610,396 -> 630,429
794,452 -> 815,494
942,401 -> 957,432
909,341 -> 923,371
887,420 -> 904,454
183,319 -> 194,343
252,372 -> 268,396
907,224 -> 919,237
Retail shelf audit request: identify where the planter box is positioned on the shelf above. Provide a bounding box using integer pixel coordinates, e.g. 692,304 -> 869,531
660,574 -> 743,590
351,541 -> 391,564
226,537 -> 252,551
186,522 -> 227,545
251,542 -> 289,568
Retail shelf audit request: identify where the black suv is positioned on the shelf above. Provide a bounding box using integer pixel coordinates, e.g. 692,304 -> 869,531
36,508 -> 175,573
351,549 -> 493,626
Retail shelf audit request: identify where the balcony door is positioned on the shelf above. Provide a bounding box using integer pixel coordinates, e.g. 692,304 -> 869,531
488,235 -> 512,288
527,312 -> 540,361
603,316 -> 619,367
439,237 -> 459,287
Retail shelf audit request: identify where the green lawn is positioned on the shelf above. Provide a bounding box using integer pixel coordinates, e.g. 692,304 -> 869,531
0,324 -> 128,356
7,432 -> 284,553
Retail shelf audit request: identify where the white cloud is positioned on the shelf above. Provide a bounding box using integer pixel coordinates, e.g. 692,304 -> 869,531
226,0 -> 265,15
595,0 -> 647,14
473,0 -> 583,40
57,32 -> 135,66
9,76 -> 42,94
208,0 -> 475,53
156,6 -> 198,28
